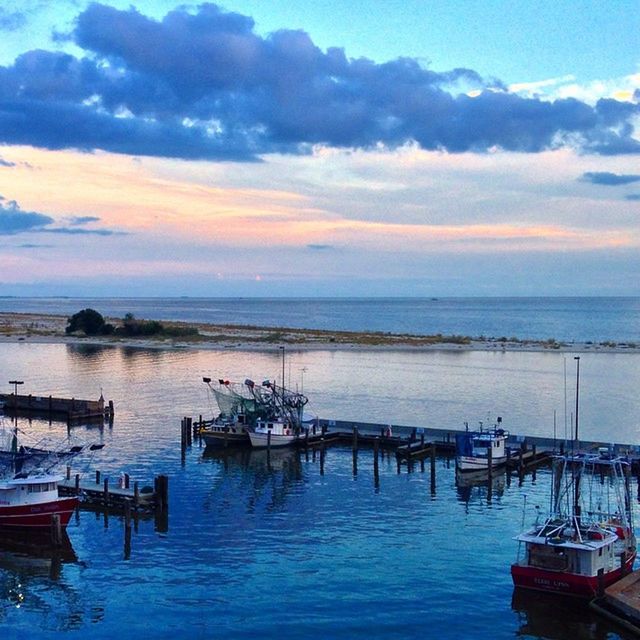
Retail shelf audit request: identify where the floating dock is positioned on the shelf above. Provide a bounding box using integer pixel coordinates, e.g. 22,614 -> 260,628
0,392 -> 114,423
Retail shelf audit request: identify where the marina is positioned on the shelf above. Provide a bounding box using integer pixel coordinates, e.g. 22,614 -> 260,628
1,330 -> 640,639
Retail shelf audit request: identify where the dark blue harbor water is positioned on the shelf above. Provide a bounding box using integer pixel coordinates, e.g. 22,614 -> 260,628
1,341 -> 639,639
1,296 -> 639,343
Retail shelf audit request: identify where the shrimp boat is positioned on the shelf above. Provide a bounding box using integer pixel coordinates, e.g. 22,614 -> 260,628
199,378 -> 264,447
245,379 -> 309,449
455,418 -> 509,472
0,418 -> 102,529
511,450 -> 636,598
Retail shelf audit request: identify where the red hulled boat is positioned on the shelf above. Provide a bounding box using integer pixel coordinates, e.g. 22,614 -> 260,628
0,473 -> 78,529
511,451 -> 636,598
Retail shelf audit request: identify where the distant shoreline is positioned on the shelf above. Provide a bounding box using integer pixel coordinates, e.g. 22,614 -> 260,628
0,311 -> 638,354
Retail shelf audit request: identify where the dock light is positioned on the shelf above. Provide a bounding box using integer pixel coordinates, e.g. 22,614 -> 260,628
8,380 -> 23,396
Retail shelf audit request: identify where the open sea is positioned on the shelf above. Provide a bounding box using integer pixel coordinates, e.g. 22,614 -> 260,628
1,297 -> 640,639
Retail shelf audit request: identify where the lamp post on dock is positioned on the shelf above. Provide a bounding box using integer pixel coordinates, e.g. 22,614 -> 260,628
8,380 -> 23,396
574,357 -> 580,446
8,380 -> 23,410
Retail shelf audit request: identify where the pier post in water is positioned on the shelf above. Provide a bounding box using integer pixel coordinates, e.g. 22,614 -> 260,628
430,445 -> 436,494
51,514 -> 62,548
373,437 -> 380,488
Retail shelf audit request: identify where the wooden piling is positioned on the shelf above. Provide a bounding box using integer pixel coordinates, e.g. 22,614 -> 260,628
51,514 -> 62,547
103,477 -> 109,505
95,469 -> 101,485
597,568 -> 605,598
320,439 -> 325,476
373,437 -> 380,487
123,501 -> 132,560
352,425 -> 358,451
75,473 -> 80,494
134,481 -> 139,509
267,430 -> 271,454
430,445 -> 436,494
487,439 -> 493,483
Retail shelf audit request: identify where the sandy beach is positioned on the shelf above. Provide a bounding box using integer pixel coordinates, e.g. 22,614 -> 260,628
0,311 -> 637,354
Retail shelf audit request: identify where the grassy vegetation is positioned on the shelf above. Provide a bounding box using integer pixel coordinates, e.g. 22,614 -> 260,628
1,311 -> 637,351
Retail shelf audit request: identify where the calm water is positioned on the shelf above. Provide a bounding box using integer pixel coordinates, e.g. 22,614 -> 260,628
1,296 -> 640,343
1,341 -> 640,639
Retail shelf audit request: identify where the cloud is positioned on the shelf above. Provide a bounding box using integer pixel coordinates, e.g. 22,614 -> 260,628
0,9 -> 27,32
67,215 -> 101,225
0,3 -> 637,161
0,157 -> 16,167
0,196 -> 123,235
0,196 -> 54,234
625,194 -> 640,201
307,243 -> 334,250
42,226 -> 124,236
581,172 -> 640,186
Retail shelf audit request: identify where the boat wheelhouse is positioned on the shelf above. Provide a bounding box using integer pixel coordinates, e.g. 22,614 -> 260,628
511,452 -> 636,598
455,418 -> 509,472
0,473 -> 78,529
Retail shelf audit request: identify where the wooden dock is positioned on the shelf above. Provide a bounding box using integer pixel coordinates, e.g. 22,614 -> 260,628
590,570 -> 640,634
58,468 -> 167,512
0,392 -> 114,423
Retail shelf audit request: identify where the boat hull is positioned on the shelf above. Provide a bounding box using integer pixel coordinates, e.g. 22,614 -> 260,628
0,496 -> 78,529
456,455 -> 507,472
248,431 -> 299,448
201,431 -> 250,447
511,554 -> 636,598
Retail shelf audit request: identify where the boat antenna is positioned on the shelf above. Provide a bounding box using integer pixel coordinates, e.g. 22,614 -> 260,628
279,345 -> 285,391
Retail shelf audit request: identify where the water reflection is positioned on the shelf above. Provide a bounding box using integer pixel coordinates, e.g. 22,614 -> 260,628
455,468 -> 506,507
510,588 -> 628,639
0,530 -> 90,629
202,447 -> 304,514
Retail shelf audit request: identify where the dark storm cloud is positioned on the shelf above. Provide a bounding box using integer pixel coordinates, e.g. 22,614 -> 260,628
0,3 -> 638,160
581,172 -> 640,186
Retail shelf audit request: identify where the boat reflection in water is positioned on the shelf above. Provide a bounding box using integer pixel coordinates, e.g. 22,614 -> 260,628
0,528 -> 76,579
455,467 -> 506,507
511,588 -> 614,640
0,528 -> 79,621
201,446 -> 304,516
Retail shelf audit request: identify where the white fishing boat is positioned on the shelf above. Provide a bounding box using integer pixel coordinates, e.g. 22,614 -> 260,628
511,450 -> 636,598
248,415 -> 302,448
199,378 -> 261,447
245,376 -> 310,449
455,418 -> 509,472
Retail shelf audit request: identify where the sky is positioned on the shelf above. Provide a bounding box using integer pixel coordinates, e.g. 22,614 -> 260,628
0,0 -> 638,297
